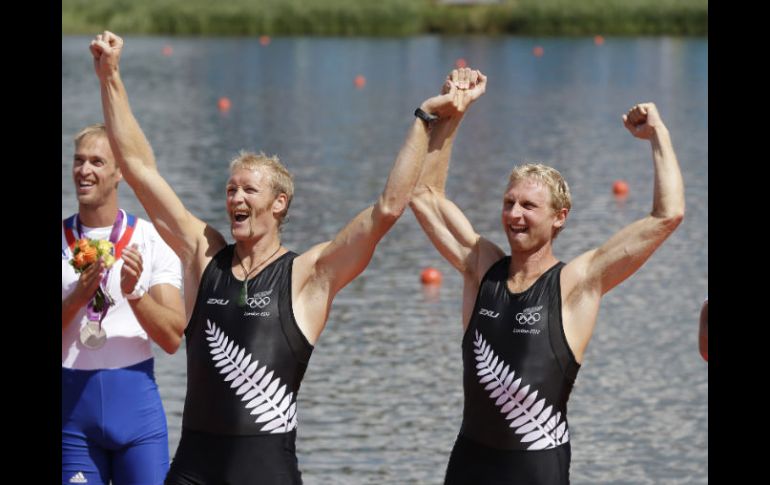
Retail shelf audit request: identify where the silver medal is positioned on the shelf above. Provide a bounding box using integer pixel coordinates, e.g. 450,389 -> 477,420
80,321 -> 107,350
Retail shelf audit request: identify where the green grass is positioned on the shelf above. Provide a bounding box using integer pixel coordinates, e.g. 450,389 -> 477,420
62,0 -> 708,36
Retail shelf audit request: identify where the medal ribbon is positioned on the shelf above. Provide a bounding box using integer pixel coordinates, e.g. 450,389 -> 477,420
63,210 -> 138,326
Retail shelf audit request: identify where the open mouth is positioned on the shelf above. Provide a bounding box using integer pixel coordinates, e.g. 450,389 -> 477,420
77,180 -> 95,192
232,208 -> 250,222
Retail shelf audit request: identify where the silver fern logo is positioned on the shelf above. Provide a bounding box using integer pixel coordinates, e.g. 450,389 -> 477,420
474,330 -> 569,450
205,320 -> 298,433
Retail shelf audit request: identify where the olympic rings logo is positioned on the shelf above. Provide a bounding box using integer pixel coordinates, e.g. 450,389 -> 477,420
247,296 -> 271,309
515,312 -> 541,325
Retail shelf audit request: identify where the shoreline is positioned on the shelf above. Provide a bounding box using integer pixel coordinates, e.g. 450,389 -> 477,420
63,0 -> 708,37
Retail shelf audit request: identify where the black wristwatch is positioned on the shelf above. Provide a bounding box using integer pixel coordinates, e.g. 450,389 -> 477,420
414,107 -> 439,125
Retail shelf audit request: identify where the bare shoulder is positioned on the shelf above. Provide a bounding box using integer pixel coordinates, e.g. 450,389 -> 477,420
292,242 -> 332,289
561,249 -> 599,298
291,242 -> 335,345
188,225 -> 227,280
560,250 -> 604,362
472,237 -> 506,283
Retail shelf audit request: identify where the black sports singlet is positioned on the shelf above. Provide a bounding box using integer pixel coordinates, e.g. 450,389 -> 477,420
182,247 -> 313,435
167,246 -> 313,485
446,257 -> 580,484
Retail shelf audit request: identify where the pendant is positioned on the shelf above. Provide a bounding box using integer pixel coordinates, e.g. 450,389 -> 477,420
238,281 -> 248,307
80,321 -> 107,350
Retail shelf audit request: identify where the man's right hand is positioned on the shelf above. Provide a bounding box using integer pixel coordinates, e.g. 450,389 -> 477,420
71,260 -> 104,308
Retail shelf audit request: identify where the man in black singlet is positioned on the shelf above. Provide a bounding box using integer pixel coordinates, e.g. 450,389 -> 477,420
89,31 -> 475,485
410,69 -> 685,484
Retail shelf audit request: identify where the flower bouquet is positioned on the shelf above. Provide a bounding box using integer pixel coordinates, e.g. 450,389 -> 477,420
70,238 -> 116,311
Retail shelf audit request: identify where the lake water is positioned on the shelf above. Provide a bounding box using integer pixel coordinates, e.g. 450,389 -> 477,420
63,35 -> 707,484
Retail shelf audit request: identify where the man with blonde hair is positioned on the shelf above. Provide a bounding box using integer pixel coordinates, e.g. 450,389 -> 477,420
229,151 -> 294,228
89,30 -> 480,484
410,68 -> 684,484
62,123 -> 186,484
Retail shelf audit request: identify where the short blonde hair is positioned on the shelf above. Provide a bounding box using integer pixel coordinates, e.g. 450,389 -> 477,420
508,163 -> 571,237
74,123 -> 107,147
229,151 -> 294,227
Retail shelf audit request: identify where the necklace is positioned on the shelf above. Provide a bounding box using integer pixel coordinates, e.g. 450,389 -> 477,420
234,244 -> 281,307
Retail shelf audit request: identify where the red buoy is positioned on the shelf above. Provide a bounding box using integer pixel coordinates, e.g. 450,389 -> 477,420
259,35 -> 271,46
612,180 -> 629,197
533,46 -> 544,58
162,45 -> 173,56
420,267 -> 442,285
594,35 -> 605,46
218,97 -> 231,113
354,75 -> 366,89
455,58 -> 467,68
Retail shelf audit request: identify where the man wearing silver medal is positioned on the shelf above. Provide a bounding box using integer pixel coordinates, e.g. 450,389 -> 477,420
61,124 -> 187,485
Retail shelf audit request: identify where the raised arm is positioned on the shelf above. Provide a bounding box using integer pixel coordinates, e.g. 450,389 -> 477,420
90,31 -> 224,269
410,69 -> 503,279
292,82 -> 463,343
570,102 -> 684,293
562,102 -> 685,359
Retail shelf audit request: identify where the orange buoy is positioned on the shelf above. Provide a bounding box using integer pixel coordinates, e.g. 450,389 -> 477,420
533,46 -> 544,58
612,180 -> 629,197
420,267 -> 442,285
594,35 -> 605,46
259,35 -> 271,46
455,58 -> 467,68
354,75 -> 366,89
217,97 -> 231,113
162,45 -> 173,56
